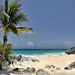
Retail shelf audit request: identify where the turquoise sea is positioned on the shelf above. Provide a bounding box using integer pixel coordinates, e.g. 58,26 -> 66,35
13,49 -> 67,57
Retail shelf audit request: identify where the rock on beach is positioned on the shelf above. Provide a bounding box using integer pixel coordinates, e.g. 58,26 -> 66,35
65,47 -> 75,54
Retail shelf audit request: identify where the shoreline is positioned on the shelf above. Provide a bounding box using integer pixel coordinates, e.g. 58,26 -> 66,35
13,52 -> 67,58
13,49 -> 67,58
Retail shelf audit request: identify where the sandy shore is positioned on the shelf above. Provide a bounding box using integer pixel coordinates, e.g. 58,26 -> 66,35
0,54 -> 75,75
24,54 -> 75,75
33,54 -> 75,75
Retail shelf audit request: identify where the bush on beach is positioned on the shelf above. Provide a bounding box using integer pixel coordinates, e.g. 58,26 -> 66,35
0,43 -> 14,61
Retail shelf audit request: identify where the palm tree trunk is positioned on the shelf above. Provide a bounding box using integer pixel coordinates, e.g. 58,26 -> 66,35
0,35 -> 7,70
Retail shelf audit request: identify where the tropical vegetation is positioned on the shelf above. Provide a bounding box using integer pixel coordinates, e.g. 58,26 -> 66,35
0,43 -> 13,62
0,0 -> 34,69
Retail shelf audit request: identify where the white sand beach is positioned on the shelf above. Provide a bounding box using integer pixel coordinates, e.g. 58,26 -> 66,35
0,54 -> 75,75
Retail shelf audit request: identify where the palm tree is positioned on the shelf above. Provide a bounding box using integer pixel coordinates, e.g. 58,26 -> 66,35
0,0 -> 34,69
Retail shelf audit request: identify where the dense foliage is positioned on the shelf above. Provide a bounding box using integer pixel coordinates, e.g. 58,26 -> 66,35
0,0 -> 34,37
0,43 -> 13,60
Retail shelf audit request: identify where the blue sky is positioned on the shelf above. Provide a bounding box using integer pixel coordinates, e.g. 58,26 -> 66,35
0,0 -> 75,49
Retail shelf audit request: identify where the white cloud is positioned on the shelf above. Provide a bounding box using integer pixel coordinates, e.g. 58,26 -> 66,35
12,40 -> 75,49
65,41 -> 74,45
12,41 -> 34,49
26,42 -> 34,46
35,41 -> 75,49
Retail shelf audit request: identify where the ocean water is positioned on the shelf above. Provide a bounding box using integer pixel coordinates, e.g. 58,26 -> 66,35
13,49 -> 67,57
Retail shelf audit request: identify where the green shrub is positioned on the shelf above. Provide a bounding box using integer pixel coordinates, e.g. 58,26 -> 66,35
0,43 -> 14,61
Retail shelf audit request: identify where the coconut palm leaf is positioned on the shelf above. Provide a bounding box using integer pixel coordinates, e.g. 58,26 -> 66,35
0,12 -> 10,26
8,1 -> 28,25
17,31 -> 21,38
2,12 -> 10,19
17,27 -> 34,33
10,12 -> 28,25
17,27 -> 34,38
8,1 -> 22,18
5,0 -> 8,13
7,23 -> 18,34
19,31 -> 29,37
2,12 -> 10,22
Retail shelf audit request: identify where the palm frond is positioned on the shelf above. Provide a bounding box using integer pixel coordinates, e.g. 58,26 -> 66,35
2,12 -> 10,18
2,12 -> 10,22
0,0 -> 34,39
0,0 -> 9,26
5,0 -> 8,13
17,27 -> 34,33
9,12 -> 28,25
8,0 -> 22,18
11,13 -> 28,25
17,27 -> 34,38
8,0 -> 28,25
17,31 -> 21,38
4,0 -> 9,25
19,32 -> 29,37
7,23 -> 18,34
0,11 -> 10,26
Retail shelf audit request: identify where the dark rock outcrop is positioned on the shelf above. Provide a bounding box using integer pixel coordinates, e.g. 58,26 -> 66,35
45,65 -> 55,69
16,55 -> 22,61
45,65 -> 51,69
24,67 -> 36,73
69,61 -> 75,68
22,57 -> 32,62
11,54 -> 39,63
65,47 -> 75,54
64,67 -> 70,70
64,61 -> 75,70
12,68 -> 19,71
32,59 -> 40,62
36,69 -> 50,75
12,67 -> 36,73
12,55 -> 23,61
